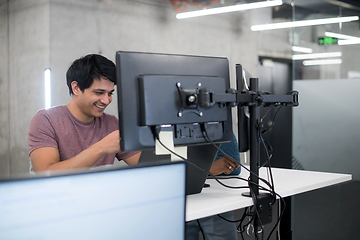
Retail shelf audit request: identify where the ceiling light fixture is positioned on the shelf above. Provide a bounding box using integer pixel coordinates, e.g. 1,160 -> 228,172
325,32 -> 360,40
176,0 -> 283,19
338,38 -> 360,45
303,59 -> 342,66
292,52 -> 342,60
44,68 -> 51,109
292,46 -> 313,53
251,16 -> 359,31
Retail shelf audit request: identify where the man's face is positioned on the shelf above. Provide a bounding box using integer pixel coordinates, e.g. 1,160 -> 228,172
76,78 -> 115,122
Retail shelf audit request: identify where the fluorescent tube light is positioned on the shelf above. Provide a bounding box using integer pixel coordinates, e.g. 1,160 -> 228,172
338,38 -> 360,45
251,16 -> 359,31
45,68 -> 51,109
292,52 -> 342,60
176,0 -> 282,19
303,59 -> 342,66
325,32 -> 360,40
292,46 -> 313,53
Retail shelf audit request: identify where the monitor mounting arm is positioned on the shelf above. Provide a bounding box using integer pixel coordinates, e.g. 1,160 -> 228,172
196,65 -> 298,190
195,64 -> 299,232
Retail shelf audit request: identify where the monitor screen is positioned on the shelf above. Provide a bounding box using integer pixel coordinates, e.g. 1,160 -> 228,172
116,51 -> 233,151
0,162 -> 186,240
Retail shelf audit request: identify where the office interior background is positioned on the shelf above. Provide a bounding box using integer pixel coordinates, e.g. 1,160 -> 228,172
0,0 -> 359,239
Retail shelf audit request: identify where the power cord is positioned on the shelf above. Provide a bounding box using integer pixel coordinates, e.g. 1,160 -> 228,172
200,123 -> 285,240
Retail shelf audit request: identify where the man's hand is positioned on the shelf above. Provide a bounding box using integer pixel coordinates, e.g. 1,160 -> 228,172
209,156 -> 240,176
95,130 -> 121,155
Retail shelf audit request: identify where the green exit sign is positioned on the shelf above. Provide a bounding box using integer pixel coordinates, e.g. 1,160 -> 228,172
318,37 -> 338,45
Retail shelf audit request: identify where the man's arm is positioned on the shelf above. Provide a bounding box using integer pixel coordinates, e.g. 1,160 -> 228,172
30,130 -> 122,172
122,151 -> 142,165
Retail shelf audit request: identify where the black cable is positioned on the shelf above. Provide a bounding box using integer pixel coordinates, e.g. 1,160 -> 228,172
217,206 -> 250,224
259,139 -> 273,168
249,187 -> 287,240
237,207 -> 256,238
154,132 -> 248,190
196,219 -> 206,240
240,228 -> 246,240
202,124 -> 286,240
237,187 -> 287,240
259,132 -> 276,205
259,106 -> 285,204
250,184 -> 265,240
201,123 -> 279,240
156,134 -> 273,194
154,128 -> 278,199
201,123 -> 279,207
266,196 -> 286,240
237,207 -> 251,233
201,124 -> 269,240
200,124 -> 275,192
260,106 -> 276,123
151,125 -> 285,240
262,106 -> 283,135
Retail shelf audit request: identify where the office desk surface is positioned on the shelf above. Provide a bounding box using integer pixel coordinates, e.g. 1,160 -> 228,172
186,167 -> 352,222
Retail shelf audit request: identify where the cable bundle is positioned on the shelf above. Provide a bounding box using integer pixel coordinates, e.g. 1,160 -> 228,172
150,105 -> 286,240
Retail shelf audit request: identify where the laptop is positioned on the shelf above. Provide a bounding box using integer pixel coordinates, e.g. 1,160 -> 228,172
139,143 -> 219,195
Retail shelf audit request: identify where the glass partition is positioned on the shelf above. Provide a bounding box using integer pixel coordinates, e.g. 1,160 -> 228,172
291,1 -> 360,239
292,0 -> 360,80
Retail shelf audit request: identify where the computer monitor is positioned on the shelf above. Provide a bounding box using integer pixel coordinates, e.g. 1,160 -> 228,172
115,51 -> 233,152
0,162 -> 186,240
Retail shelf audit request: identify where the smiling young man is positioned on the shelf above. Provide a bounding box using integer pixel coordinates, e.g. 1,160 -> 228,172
28,54 -> 141,172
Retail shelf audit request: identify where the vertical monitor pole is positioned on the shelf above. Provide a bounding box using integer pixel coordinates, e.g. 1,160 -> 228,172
234,64 -> 298,233
236,64 -> 260,196
249,77 -> 260,197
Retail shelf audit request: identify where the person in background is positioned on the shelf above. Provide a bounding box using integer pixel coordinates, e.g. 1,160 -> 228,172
28,54 -> 141,172
186,133 -> 241,240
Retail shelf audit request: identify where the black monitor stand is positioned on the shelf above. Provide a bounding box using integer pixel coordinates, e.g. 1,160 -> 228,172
237,64 -> 298,230
198,64 -> 299,231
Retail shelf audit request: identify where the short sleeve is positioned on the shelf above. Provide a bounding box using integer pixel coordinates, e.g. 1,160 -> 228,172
28,110 -> 58,155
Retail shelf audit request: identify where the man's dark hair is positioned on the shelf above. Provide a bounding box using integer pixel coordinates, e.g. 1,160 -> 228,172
66,54 -> 116,95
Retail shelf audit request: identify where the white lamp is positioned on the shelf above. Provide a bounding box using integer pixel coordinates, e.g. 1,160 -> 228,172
292,46 -> 313,53
45,68 -> 51,109
338,39 -> 360,45
303,59 -> 342,66
176,0 -> 283,19
325,32 -> 360,40
292,52 -> 342,60
251,16 -> 359,31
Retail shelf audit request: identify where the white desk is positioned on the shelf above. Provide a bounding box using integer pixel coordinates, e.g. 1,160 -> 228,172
186,167 -> 352,222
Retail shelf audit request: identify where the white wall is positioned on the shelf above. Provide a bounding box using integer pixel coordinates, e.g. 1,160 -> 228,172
0,0 -> 10,178
6,0 -> 50,176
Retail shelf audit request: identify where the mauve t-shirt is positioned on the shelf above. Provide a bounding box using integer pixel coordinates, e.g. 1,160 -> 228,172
28,105 -> 138,167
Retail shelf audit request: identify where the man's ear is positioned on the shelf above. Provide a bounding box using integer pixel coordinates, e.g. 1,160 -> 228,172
71,81 -> 80,95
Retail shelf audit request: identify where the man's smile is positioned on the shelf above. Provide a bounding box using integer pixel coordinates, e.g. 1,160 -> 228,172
94,103 -> 105,109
